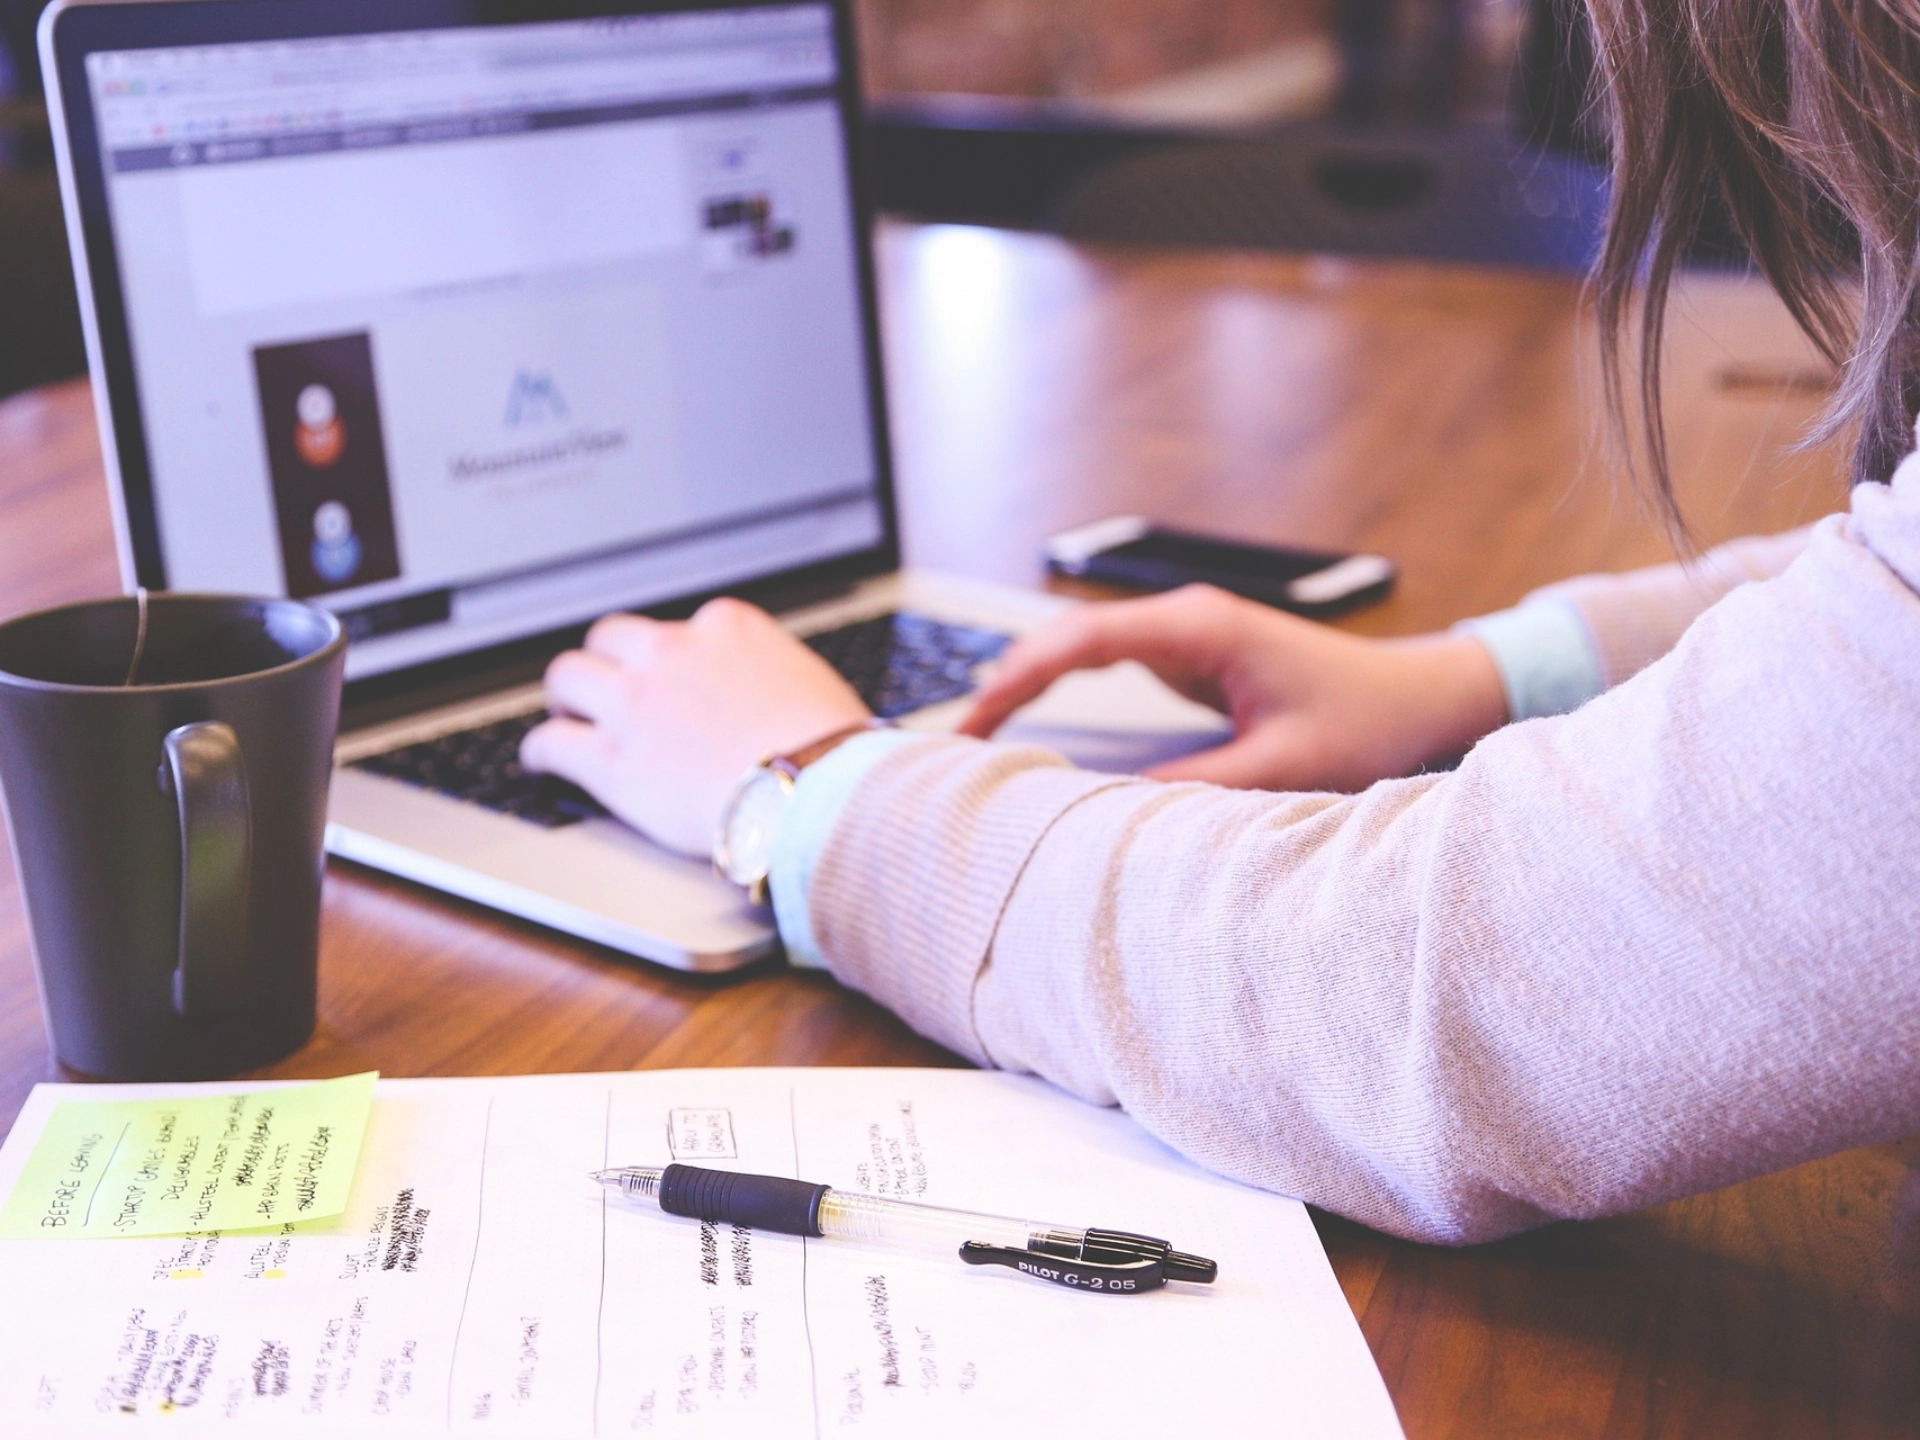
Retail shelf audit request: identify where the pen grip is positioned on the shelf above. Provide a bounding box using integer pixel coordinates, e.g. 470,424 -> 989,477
657,1164 -> 829,1238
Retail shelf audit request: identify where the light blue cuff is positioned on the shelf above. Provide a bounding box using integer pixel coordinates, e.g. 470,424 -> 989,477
1455,598 -> 1605,722
768,728 -> 928,970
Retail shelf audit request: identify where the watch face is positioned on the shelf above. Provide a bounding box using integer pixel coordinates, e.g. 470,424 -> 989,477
717,767 -> 791,890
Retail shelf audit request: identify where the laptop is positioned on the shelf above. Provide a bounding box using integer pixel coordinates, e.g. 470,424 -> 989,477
40,0 -> 1229,971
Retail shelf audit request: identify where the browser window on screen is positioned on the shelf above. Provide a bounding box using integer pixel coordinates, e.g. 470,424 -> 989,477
85,4 -> 885,678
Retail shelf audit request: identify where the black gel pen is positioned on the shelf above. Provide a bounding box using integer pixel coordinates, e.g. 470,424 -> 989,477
592,1164 -> 1218,1295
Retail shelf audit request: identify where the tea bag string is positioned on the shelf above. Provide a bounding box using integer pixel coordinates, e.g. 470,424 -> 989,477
123,586 -> 150,687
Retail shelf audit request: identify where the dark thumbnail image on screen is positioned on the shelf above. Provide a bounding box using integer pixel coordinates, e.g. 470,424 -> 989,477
703,191 -> 797,261
253,331 -> 404,599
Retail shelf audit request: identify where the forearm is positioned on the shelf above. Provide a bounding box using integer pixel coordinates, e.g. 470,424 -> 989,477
1516,525 -> 1818,690
807,518 -> 1920,1243
1454,525 -> 1820,726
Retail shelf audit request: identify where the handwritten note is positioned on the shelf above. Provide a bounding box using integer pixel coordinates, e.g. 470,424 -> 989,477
0,1073 -> 375,1239
0,1071 -> 1404,1436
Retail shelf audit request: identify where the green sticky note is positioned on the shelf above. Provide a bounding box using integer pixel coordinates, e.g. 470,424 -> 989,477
0,1072 -> 377,1239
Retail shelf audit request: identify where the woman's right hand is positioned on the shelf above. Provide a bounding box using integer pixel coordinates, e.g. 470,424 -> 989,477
958,584 -> 1510,792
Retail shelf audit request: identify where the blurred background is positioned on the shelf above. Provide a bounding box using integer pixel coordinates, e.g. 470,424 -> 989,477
0,0 -> 1610,403
857,0 -> 1583,135
860,0 -> 1617,267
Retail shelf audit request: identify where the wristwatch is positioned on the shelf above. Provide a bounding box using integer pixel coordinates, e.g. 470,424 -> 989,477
713,720 -> 887,904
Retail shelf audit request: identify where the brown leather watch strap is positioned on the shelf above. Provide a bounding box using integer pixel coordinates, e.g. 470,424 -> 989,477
772,718 -> 894,778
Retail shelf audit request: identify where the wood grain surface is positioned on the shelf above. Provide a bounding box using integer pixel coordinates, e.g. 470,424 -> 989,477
1,222 -> 1914,1437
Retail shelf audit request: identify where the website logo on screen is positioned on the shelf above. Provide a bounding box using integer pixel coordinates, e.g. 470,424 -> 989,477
446,367 -> 627,483
504,370 -> 569,429
294,384 -> 344,469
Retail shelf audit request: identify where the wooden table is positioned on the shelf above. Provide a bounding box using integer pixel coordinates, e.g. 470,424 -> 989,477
1,222 -> 1914,1437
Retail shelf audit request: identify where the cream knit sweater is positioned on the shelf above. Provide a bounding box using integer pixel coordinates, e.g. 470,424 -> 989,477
806,453 -> 1920,1244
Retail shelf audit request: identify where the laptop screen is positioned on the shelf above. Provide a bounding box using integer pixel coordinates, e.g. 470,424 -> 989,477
75,3 -> 887,680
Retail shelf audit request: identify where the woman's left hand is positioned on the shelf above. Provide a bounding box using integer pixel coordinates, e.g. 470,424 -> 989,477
519,598 -> 871,857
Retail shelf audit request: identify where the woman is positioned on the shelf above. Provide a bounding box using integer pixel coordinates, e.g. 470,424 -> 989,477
521,0 -> 1920,1242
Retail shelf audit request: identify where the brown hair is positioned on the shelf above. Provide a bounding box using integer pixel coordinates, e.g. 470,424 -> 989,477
1585,0 -> 1920,530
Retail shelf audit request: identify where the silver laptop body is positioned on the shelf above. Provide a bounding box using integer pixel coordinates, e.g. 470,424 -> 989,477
42,0 -> 1227,971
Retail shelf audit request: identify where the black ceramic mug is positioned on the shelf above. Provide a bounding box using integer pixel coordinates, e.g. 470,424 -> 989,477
0,592 -> 346,1080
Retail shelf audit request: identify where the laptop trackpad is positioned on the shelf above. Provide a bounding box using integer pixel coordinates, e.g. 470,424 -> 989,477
995,661 -> 1232,775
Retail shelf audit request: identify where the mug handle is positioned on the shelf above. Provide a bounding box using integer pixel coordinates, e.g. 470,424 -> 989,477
159,722 -> 252,1021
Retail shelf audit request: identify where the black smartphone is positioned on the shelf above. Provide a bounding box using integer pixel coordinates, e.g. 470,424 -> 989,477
1044,517 -> 1396,618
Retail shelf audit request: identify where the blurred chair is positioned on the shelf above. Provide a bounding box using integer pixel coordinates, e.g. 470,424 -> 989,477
0,129 -> 85,399
0,0 -> 87,401
0,0 -> 45,99
1047,131 -> 1609,272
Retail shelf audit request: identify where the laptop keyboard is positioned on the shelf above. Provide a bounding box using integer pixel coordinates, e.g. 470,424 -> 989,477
352,710 -> 609,829
800,611 -> 1011,720
350,611 -> 1012,829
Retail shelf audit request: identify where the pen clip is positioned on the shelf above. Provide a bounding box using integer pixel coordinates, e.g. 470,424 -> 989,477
957,1242 -> 1167,1294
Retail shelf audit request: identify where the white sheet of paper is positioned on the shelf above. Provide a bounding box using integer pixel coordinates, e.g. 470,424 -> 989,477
0,1069 -> 1403,1437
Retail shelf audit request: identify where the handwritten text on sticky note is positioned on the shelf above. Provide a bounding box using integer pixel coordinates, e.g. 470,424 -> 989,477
0,1073 -> 376,1239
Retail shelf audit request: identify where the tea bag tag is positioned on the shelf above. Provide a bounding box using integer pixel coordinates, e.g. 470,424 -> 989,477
123,586 -> 149,688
